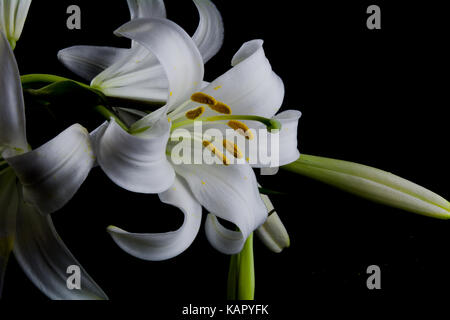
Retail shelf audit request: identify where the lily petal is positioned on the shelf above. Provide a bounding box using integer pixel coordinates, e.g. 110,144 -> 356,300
0,31 -> 27,152
127,0 -> 166,20
6,124 -> 95,215
107,176 -> 202,261
192,0 -> 224,63
97,118 -> 175,193
13,199 -> 108,300
248,110 -> 302,168
57,46 -> 130,82
0,0 -> 32,47
0,168 -> 18,296
109,18 -> 204,128
114,107 -> 146,127
205,215 -> 243,255
179,39 -> 284,119
174,162 -> 267,254
89,121 -> 109,168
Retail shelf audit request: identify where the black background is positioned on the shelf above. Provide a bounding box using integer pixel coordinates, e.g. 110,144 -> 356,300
1,0 -> 449,314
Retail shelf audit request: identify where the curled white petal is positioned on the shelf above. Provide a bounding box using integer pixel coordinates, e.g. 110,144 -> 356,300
0,31 -> 27,152
13,200 -> 108,300
248,110 -> 302,168
110,18 -> 204,128
97,118 -> 175,194
6,124 -> 95,215
205,215 -> 244,255
192,0 -> 224,63
127,0 -> 166,20
174,162 -> 267,254
179,39 -> 284,119
89,121 -> 109,168
107,176 -> 202,261
57,46 -> 130,82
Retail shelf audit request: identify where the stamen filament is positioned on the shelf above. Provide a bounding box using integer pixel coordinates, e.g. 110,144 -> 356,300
168,99 -> 192,117
223,140 -> 244,159
203,141 -> 230,166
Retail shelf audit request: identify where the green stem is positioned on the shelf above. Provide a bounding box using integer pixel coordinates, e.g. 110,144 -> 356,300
227,253 -> 240,300
94,105 -> 129,132
21,74 -> 90,90
21,74 -> 164,111
237,233 -> 255,300
226,233 -> 256,300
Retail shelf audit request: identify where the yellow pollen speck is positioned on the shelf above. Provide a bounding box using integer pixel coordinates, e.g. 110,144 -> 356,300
203,140 -> 230,166
246,157 -> 250,162
191,92 -> 216,106
227,120 -> 254,140
202,181 -> 206,185
209,101 -> 232,115
214,85 -> 222,90
169,91 -> 173,97
223,139 -> 243,159
167,117 -> 171,122
185,106 -> 205,120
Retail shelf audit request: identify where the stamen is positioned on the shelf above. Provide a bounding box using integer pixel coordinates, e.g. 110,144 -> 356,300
203,141 -> 230,165
191,92 -> 217,106
223,139 -> 243,159
227,120 -> 254,140
185,106 -> 205,120
209,101 -> 232,115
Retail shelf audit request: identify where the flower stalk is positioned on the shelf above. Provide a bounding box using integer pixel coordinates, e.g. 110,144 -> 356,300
227,233 -> 255,300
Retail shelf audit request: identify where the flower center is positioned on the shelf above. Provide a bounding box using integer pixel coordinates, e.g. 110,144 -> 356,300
166,92 -> 281,166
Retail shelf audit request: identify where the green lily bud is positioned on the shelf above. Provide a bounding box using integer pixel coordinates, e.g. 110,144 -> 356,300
256,194 -> 290,253
283,154 -> 450,219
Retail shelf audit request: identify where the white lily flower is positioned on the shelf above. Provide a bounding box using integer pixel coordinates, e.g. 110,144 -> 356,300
0,32 -> 107,299
57,0 -> 223,103
0,0 -> 32,49
92,18 -> 302,259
